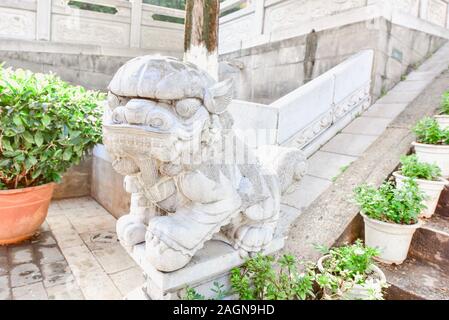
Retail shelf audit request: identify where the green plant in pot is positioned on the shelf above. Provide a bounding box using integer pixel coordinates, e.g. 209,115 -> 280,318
0,66 -> 104,244
412,117 -> 449,178
434,91 -> 449,129
393,155 -> 448,219
315,240 -> 388,300
354,180 -> 425,265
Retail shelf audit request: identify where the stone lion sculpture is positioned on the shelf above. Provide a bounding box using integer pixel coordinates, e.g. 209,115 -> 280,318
103,56 -> 306,272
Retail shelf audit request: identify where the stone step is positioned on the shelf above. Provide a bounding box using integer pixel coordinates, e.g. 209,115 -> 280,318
381,258 -> 449,300
408,214 -> 449,274
435,187 -> 449,217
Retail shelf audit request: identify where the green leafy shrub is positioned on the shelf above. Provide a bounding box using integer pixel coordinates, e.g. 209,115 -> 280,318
230,254 -> 316,300
413,117 -> 449,145
0,66 -> 104,190
441,91 -> 449,115
354,180 -> 425,225
399,154 -> 442,181
315,240 -> 387,300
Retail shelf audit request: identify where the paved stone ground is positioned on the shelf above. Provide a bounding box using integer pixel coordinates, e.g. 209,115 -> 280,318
0,197 -> 143,300
283,42 -> 449,213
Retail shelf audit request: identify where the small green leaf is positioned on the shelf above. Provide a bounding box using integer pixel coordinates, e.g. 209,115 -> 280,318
62,148 -> 72,161
22,131 -> 34,144
34,132 -> 44,147
41,114 -> 51,127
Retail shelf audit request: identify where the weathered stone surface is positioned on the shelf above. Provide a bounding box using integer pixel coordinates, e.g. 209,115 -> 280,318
103,56 -> 307,275
364,103 -> 408,119
109,267 -> 144,296
282,175 -> 332,211
320,133 -> 379,157
53,157 -> 92,200
51,227 -> 84,249
10,263 -> 42,288
46,281 -> 85,300
12,282 -> 48,300
40,261 -> 74,288
46,215 -> 72,231
9,245 -> 33,266
307,151 -> 357,181
0,275 -> 10,300
342,117 -> 392,136
36,246 -> 65,265
91,245 -> 136,274
68,214 -> 117,234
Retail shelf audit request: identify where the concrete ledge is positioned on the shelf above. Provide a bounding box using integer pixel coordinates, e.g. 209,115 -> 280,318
283,68 -> 449,261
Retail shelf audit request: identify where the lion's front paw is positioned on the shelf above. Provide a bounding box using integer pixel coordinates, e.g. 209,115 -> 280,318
234,225 -> 274,253
116,215 -> 146,246
145,231 -> 191,272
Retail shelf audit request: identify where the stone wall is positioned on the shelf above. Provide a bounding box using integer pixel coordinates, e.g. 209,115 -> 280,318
219,18 -> 447,104
53,156 -> 92,200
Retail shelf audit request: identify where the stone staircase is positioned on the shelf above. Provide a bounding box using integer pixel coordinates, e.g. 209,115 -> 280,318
382,205 -> 449,300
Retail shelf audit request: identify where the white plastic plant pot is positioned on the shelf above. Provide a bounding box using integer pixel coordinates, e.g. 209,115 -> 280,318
361,213 -> 421,265
434,115 -> 449,130
393,172 -> 449,219
413,142 -> 449,178
317,255 -> 387,300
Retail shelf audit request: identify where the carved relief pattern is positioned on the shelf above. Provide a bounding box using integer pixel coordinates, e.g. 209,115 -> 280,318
427,0 -> 447,27
265,0 -> 366,33
291,83 -> 371,150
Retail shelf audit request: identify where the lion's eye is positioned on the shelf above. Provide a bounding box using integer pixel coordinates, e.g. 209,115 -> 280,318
146,113 -> 172,131
175,98 -> 202,118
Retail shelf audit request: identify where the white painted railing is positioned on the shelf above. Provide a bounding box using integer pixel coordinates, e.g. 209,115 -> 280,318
229,50 -> 374,157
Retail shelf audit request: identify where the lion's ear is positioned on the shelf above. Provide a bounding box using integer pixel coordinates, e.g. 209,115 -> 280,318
204,78 -> 233,114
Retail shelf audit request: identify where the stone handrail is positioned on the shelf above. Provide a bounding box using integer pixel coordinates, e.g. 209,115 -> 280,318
219,0 -> 449,54
229,50 -> 374,157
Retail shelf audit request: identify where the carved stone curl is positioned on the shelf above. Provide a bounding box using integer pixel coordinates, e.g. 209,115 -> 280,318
102,56 -> 306,272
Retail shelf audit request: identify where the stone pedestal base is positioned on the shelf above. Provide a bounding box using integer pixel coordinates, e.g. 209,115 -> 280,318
123,238 -> 285,300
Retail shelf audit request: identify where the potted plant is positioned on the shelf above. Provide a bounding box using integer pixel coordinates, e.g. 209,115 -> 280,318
393,155 -> 448,219
412,117 -> 449,178
315,240 -> 388,300
0,66 -> 103,244
434,91 -> 449,129
354,180 -> 425,265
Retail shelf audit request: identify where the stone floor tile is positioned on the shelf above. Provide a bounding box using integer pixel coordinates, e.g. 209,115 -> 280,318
12,282 -> 48,300
75,270 -> 122,300
282,175 -> 332,210
63,206 -> 111,220
0,246 -> 6,257
46,215 -> 73,231
80,229 -> 119,251
46,281 -> 85,300
57,197 -> 99,210
31,232 -> 57,246
0,255 -> 8,277
47,202 -> 64,217
10,263 -> 42,288
52,227 -> 84,249
9,245 -> 34,265
92,244 -> 136,274
39,221 -> 51,233
40,261 -> 75,288
376,91 -> 420,104
392,80 -> 430,92
364,103 -> 407,119
320,133 -> 378,157
0,275 -> 11,300
342,116 -> 391,136
405,71 -> 438,81
60,245 -> 104,275
307,151 -> 357,181
109,267 -> 144,296
68,214 -> 117,234
36,246 -> 65,265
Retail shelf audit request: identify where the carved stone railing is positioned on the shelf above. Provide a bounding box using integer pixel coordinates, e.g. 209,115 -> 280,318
219,0 -> 449,54
0,0 -> 184,52
229,50 -> 374,157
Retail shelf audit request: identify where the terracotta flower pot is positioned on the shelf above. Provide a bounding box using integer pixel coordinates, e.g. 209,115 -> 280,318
0,183 -> 55,245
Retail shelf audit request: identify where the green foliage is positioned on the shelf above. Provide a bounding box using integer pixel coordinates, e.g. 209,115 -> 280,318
399,154 -> 442,181
230,254 -> 316,300
68,0 -> 117,14
0,66 -> 104,190
315,240 -> 386,300
413,117 -> 449,145
184,282 -> 230,300
354,180 -> 425,225
441,91 -> 449,115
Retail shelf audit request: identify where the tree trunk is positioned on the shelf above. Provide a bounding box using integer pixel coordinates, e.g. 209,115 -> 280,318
184,0 -> 220,80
